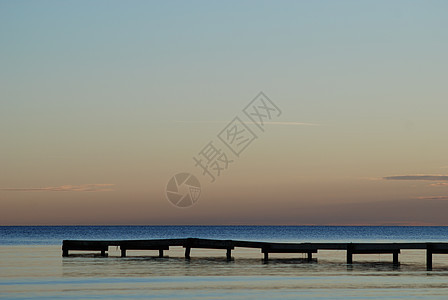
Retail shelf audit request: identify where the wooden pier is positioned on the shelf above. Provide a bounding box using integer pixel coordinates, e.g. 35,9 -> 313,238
62,238 -> 448,270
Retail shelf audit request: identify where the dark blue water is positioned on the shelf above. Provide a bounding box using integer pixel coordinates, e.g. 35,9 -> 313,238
1,226 -> 448,245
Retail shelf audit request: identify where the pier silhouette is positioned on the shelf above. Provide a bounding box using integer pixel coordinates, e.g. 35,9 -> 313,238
62,238 -> 448,270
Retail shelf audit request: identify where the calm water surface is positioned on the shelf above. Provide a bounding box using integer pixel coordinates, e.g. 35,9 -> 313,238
1,226 -> 448,299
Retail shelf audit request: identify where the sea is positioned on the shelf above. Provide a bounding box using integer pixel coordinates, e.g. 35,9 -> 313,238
1,226 -> 448,299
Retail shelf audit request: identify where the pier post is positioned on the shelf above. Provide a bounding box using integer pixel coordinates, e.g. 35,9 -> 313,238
185,247 -> 191,259
347,244 -> 353,264
101,250 -> 107,257
307,252 -> 313,262
427,243 -> 433,271
159,249 -> 164,258
264,251 -> 269,262
121,248 -> 126,257
62,249 -> 69,257
226,248 -> 232,261
393,251 -> 399,266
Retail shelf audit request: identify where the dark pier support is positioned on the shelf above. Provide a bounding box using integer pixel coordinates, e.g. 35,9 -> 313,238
185,247 -> 191,259
264,251 -> 269,262
226,248 -> 232,261
346,252 -> 353,264
62,249 -> 69,257
159,249 -> 164,258
347,244 -> 353,264
393,251 -> 399,266
121,248 -> 126,257
427,243 -> 433,271
307,252 -> 313,262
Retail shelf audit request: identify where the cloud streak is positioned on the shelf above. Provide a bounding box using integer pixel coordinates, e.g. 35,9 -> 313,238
0,184 -> 115,192
417,196 -> 448,200
383,175 -> 448,181
175,120 -> 321,126
430,183 -> 448,187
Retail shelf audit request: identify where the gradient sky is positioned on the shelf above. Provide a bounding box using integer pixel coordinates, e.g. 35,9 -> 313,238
1,0 -> 448,225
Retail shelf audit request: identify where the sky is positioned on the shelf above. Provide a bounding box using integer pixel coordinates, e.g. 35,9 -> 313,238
1,0 -> 448,225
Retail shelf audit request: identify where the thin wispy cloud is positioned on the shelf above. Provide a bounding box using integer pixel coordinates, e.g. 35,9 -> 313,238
174,120 -> 321,126
0,184 -> 115,192
363,177 -> 384,181
430,183 -> 448,187
263,121 -> 321,126
383,175 -> 448,181
417,196 -> 448,200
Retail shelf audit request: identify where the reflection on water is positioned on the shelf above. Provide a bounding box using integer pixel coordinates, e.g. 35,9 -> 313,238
2,245 -> 448,299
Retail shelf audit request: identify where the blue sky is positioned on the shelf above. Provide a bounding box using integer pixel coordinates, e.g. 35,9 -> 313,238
1,0 -> 448,225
